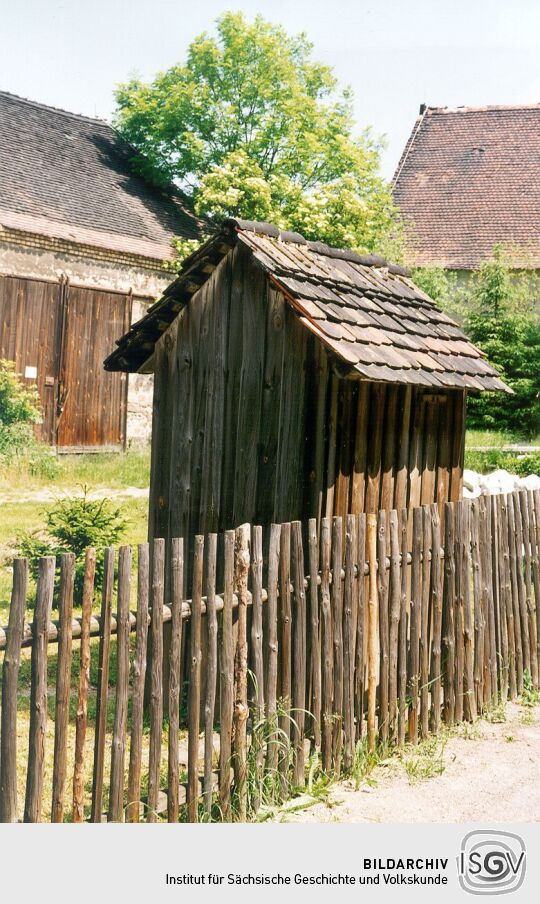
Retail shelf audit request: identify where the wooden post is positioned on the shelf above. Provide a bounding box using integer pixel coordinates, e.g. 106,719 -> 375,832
126,544 -> 149,822
420,506 -> 431,738
496,494 -> 510,701
0,558 -> 28,823
51,553 -> 75,823
278,523 -> 292,789
398,508 -> 409,745
354,513 -> 366,740
291,521 -> 307,787
265,525 -> 280,778
519,491 -> 538,686
388,510 -> 400,741
442,503 -> 456,726
507,493 -> 524,694
147,538 -> 165,823
528,490 -> 540,686
233,524 -> 250,818
408,507 -> 422,743
462,503 -> 476,721
342,515 -> 356,770
219,531 -> 235,820
24,556 -> 55,823
203,534 -> 218,818
249,526 -> 264,811
367,513 -> 378,753
168,537 -> 185,823
454,501 -> 465,722
429,505 -> 443,733
90,547 -> 114,823
331,516 -> 344,772
308,519 -> 321,749
377,510 -> 389,744
72,549 -> 96,823
320,518 -> 333,770
108,546 -> 132,822
187,535 -> 204,823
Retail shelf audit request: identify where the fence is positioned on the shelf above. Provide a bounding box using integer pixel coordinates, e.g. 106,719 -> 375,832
0,489 -> 539,823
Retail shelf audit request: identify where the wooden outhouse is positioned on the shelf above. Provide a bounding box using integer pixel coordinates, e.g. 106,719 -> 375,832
106,218 -> 509,542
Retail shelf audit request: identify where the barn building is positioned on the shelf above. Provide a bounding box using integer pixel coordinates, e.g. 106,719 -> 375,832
106,218 -> 509,544
0,91 -> 202,450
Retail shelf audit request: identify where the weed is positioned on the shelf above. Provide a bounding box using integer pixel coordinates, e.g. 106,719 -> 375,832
402,736 -> 447,784
484,700 -> 507,723
520,670 -> 540,707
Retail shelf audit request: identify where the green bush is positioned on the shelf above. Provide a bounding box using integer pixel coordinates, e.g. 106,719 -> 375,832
464,448 -> 540,476
0,359 -> 59,478
19,488 -> 128,602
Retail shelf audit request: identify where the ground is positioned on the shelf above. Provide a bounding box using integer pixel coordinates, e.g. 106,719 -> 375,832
277,703 -> 540,824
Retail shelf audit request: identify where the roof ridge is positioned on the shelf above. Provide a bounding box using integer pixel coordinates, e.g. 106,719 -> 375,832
0,89 -> 110,127
425,102 -> 540,114
223,217 -> 409,274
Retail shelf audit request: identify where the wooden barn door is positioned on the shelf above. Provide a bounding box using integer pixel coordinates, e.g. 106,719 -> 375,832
0,275 -> 63,444
56,285 -> 131,450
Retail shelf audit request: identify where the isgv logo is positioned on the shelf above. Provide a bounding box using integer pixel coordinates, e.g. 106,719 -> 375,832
458,830 -> 526,895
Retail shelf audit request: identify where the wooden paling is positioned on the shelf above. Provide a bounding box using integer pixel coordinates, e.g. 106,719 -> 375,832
90,548 -> 114,823
0,558 -> 28,823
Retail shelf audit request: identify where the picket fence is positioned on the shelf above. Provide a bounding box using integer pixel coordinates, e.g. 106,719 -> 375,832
0,489 -> 539,823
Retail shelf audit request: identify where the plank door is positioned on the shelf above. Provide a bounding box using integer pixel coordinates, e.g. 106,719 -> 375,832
0,275 -> 63,444
56,286 -> 131,450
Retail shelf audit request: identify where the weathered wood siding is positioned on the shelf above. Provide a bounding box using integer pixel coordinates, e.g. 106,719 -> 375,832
148,246 -> 466,546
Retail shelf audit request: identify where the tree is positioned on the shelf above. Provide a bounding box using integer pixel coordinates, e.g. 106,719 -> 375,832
114,12 -> 399,255
464,248 -> 540,436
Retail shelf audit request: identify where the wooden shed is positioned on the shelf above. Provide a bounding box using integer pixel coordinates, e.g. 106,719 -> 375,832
105,218 -> 509,542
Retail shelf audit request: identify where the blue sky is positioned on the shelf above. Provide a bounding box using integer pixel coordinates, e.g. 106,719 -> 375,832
1,0 -> 540,178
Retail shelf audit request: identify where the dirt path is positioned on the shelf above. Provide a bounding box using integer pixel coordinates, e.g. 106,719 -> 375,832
279,703 -> 540,824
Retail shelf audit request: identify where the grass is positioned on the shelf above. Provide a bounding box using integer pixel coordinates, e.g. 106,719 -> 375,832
0,446 -> 150,492
465,429 -> 540,450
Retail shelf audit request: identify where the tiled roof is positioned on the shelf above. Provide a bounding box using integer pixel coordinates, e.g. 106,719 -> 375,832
0,91 -> 203,261
105,219 -> 509,394
393,104 -> 540,269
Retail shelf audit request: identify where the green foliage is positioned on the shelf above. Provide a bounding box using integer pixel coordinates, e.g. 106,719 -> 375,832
18,488 -> 127,601
115,11 -> 400,255
464,448 -> 540,476
0,359 -> 58,477
410,265 -> 466,321
463,247 -> 540,436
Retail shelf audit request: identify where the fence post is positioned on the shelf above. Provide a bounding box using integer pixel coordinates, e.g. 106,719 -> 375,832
108,546 -> 132,822
90,547 -> 115,823
0,558 -> 28,823
366,513 -> 378,753
233,524 -> 250,818
51,553 -> 75,823
147,538 -> 165,823
126,544 -> 149,822
187,535 -> 204,823
442,503 -> 456,727
291,521 -> 307,787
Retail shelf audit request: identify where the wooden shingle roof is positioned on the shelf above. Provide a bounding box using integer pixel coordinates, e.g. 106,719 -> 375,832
0,91 -> 203,261
393,104 -> 540,269
104,218 -> 510,393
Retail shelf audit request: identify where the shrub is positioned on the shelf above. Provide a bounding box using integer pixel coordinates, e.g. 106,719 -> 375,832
0,359 -> 59,477
19,488 -> 128,602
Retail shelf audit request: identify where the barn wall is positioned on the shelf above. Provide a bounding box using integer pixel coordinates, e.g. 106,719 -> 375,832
149,246 -> 467,549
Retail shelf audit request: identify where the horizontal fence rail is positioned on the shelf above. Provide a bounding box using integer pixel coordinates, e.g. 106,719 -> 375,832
0,489 -> 539,823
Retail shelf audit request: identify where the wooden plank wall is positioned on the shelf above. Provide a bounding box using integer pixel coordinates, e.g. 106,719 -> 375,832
149,250 -> 467,551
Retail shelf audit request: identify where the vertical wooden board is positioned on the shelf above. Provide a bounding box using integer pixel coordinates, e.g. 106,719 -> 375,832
435,395 -> 452,511
527,490 -> 540,686
0,558 -> 28,823
278,523 -> 292,788
148,332 -> 176,543
233,252 -> 267,526
388,510 -> 401,741
51,553 -> 75,823
168,538 -> 185,822
496,494 -> 510,702
449,391 -> 467,502
90,548 -> 115,823
507,493 -> 523,694
334,381 -> 355,522
393,386 -> 412,514
126,544 -> 149,823
462,503 -> 476,721
305,344 -> 329,524
380,386 -> 398,513
407,389 -> 425,518
365,383 -> 387,513
470,499 -> 484,710
24,557 -> 55,823
73,549 -> 96,823
220,249 -> 245,528
420,398 -> 438,505
324,375 -> 339,520
249,527 -> 264,810
454,500 -> 465,723
274,310 -> 309,524
256,285 -> 286,524
351,382 -> 371,514
108,546 -> 132,822
513,492 -> 530,679
518,491 -> 538,686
